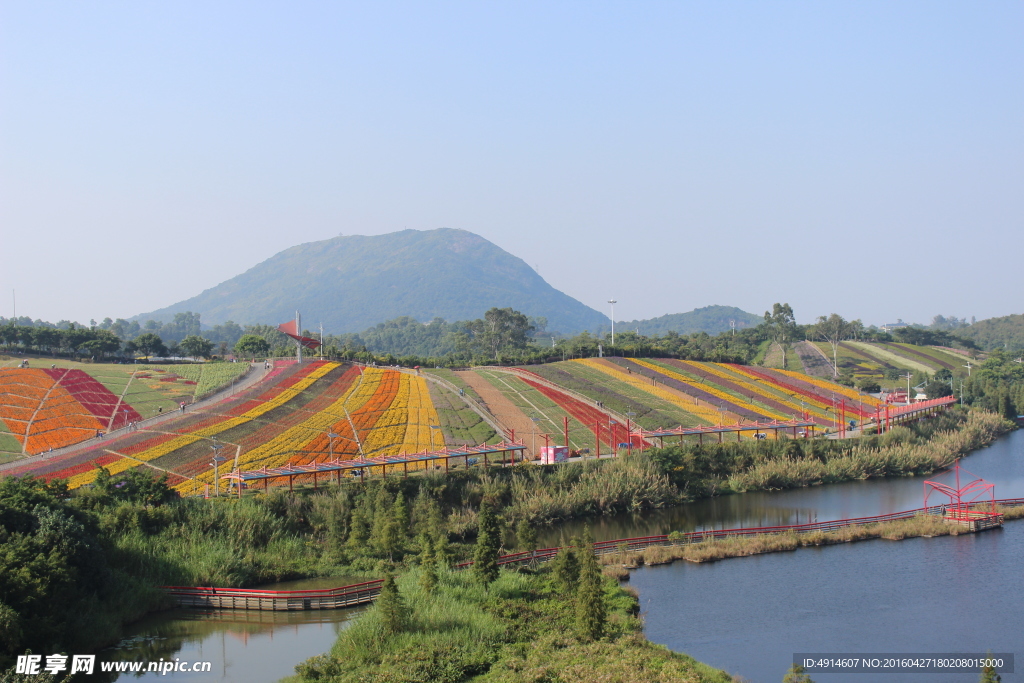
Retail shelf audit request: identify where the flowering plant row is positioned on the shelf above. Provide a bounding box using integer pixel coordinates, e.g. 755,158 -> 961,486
575,359 -> 726,425
519,374 -> 644,448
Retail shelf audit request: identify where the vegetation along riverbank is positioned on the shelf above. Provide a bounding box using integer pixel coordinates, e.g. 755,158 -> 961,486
0,407 -> 1012,671
288,532 -> 737,683
597,506 -> 1024,579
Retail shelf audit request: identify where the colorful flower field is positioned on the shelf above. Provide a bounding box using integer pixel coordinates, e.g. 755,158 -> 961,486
517,373 -> 644,448
9,361 -> 450,493
0,368 -> 142,455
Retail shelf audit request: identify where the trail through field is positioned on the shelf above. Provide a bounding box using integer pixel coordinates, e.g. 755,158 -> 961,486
455,370 -> 538,455
794,341 -> 835,377
762,342 -> 785,369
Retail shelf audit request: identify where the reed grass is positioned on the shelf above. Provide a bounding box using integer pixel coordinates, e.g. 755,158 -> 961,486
594,512 -> 1021,569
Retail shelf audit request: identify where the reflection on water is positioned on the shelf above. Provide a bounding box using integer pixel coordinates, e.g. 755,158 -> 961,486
533,429 -> 1024,547
632,521 -> 1024,683
249,575 -> 371,592
102,603 -> 364,682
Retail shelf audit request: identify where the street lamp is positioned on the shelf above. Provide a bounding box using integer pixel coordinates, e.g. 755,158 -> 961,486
210,443 -> 225,498
429,425 -> 441,451
327,432 -> 339,460
530,416 -> 540,455
608,300 -> 617,347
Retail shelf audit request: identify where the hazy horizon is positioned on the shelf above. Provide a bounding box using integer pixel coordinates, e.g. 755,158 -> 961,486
2,3 -> 1020,328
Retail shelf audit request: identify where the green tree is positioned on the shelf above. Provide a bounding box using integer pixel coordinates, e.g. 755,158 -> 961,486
782,663 -> 815,682
763,303 -> 796,344
979,651 -> 1002,682
234,334 -> 271,359
377,497 -> 405,562
551,537 -> 580,594
434,533 -> 452,569
180,335 -> 214,360
516,518 -> 538,565
80,329 -> 122,359
133,332 -> 167,359
473,500 -> 501,586
574,529 -> 606,641
418,537 -> 438,594
375,574 -> 408,637
812,314 -> 853,377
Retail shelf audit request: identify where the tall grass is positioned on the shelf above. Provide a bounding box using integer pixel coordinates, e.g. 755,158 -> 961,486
726,411 -> 1009,492
596,513 -> 998,568
292,565 -> 736,683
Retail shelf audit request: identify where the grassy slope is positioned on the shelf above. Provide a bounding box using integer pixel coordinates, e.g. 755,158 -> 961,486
428,381 -> 498,447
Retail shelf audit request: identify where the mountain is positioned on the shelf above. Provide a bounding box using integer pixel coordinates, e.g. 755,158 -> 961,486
619,305 -> 762,336
134,229 -> 610,334
952,313 -> 1024,352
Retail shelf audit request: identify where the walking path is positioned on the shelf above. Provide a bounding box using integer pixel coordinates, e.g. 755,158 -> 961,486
794,341 -> 834,377
455,370 -> 539,456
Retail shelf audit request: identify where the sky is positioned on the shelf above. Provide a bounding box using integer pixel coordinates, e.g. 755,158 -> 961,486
2,2 -> 1021,330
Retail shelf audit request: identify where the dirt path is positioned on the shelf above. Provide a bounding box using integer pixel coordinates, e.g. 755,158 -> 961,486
456,370 -> 540,456
794,341 -> 835,377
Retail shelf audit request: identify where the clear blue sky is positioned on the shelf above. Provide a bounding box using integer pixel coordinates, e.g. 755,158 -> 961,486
2,2 -> 1021,329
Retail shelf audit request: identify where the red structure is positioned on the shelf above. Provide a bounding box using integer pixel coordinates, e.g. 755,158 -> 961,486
924,461 -> 1002,531
277,316 -> 321,350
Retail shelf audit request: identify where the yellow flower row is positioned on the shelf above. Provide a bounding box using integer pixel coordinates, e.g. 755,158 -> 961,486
574,359 -> 722,424
362,373 -> 410,458
721,364 -> 841,414
775,368 -> 882,406
696,363 -> 831,417
69,362 -> 341,489
173,366 -> 366,492
666,361 -> 792,421
400,375 -> 441,457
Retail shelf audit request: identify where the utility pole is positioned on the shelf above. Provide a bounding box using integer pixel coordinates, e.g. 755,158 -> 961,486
319,322 -> 324,360
905,372 -> 912,403
963,361 -> 972,376
730,320 -> 736,336
296,310 -> 303,364
608,300 -> 617,347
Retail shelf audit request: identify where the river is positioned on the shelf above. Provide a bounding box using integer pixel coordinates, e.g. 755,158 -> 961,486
102,429 -> 1024,682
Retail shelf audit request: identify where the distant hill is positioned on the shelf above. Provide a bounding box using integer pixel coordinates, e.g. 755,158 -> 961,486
134,229 -> 609,334
952,313 -> 1024,352
617,305 -> 762,337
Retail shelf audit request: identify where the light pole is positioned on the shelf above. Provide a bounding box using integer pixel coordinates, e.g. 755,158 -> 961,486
608,300 -> 617,347
429,425 -> 441,451
210,442 -> 225,497
327,432 -> 339,460
530,416 -> 540,456
626,412 -> 636,451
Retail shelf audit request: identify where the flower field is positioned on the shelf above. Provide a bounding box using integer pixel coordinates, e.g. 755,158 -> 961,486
632,359 -> 790,421
9,362 -> 455,493
573,359 -> 727,425
517,373 -> 643,449
0,368 -> 143,455
6,354 -> 891,492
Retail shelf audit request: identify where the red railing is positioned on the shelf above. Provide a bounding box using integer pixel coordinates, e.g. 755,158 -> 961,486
165,497 -> 1024,607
